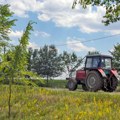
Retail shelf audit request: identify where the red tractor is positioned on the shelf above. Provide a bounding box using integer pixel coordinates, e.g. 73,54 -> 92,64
67,55 -> 119,92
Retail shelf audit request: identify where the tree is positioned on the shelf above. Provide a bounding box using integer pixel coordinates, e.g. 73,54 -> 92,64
32,45 -> 64,82
110,43 -> 120,72
62,51 -> 83,77
72,0 -> 120,25
0,4 -> 16,54
0,21 -> 34,118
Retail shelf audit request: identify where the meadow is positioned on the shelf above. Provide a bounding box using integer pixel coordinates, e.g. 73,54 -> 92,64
1,85 -> 120,120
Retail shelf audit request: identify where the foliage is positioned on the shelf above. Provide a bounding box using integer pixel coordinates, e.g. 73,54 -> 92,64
72,0 -> 120,25
88,51 -> 100,55
62,51 -> 83,77
32,45 -> 64,80
0,4 -> 16,53
1,85 -> 120,119
110,43 -> 120,72
0,21 -> 34,78
0,21 -> 38,118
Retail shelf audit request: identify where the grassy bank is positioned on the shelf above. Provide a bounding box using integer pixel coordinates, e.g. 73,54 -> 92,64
1,85 -> 120,120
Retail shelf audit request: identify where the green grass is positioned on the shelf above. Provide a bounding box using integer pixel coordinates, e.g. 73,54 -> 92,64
1,85 -> 120,120
44,79 -> 67,88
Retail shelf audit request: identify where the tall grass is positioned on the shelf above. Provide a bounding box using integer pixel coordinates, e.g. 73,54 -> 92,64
1,85 -> 120,120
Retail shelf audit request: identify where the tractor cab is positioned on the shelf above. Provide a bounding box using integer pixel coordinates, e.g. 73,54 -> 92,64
85,55 -> 112,70
67,55 -> 119,92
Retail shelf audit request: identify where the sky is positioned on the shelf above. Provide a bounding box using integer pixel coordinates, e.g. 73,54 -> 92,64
0,0 -> 120,58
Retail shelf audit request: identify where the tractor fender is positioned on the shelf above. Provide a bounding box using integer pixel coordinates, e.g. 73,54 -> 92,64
98,69 -> 107,78
111,70 -> 119,80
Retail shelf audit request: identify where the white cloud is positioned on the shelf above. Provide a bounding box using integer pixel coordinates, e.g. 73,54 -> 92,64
28,42 -> 39,49
1,0 -> 42,17
34,31 -> 51,38
67,37 -> 96,52
36,0 -> 120,34
9,30 -> 23,38
106,30 -> 120,35
1,0 -> 120,34
38,14 -> 51,21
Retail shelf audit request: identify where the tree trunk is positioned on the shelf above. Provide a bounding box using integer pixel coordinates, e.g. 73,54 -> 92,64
8,76 -> 13,119
3,46 -> 6,55
46,75 -> 49,85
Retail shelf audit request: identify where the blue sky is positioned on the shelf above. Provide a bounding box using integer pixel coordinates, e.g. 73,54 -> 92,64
1,0 -> 120,57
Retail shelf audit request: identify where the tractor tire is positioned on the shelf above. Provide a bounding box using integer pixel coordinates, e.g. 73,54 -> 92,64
103,77 -> 118,92
67,80 -> 77,91
85,71 -> 103,92
82,84 -> 88,91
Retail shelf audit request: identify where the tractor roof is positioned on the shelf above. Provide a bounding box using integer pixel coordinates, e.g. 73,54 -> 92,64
86,54 -> 112,58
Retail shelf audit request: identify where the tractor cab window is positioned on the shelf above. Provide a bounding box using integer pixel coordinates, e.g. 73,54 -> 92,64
86,57 -> 100,68
86,58 -> 92,68
101,58 -> 112,69
92,57 -> 100,67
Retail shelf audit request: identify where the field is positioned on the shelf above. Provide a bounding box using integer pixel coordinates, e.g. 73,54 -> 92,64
1,85 -> 120,120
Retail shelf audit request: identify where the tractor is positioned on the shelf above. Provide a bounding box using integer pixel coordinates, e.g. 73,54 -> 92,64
67,54 -> 119,92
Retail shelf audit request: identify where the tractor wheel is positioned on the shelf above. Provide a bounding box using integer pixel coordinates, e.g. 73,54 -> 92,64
67,80 -> 77,91
85,71 -> 103,92
82,84 -> 88,91
103,77 -> 118,92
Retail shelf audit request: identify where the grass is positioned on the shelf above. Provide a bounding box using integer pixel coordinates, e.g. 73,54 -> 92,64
42,79 -> 67,88
34,79 -> 83,89
1,79 -> 68,89
1,85 -> 120,120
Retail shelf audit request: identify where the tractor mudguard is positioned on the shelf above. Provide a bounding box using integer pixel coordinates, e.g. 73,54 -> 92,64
111,70 -> 119,80
98,69 -> 107,78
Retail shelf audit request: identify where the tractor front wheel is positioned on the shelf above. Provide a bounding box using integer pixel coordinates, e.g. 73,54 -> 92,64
67,80 -> 77,91
85,71 -> 103,92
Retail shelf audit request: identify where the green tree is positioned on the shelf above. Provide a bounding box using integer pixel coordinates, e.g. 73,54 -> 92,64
72,0 -> 120,25
32,45 -> 64,82
110,43 -> 120,72
62,51 -> 83,77
0,21 -> 34,118
0,4 -> 16,54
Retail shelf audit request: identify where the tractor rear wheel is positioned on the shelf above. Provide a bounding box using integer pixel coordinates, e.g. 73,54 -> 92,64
85,71 -> 103,92
103,77 -> 118,92
67,80 -> 77,91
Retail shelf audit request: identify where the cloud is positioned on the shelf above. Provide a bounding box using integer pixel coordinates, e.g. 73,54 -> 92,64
1,0 -> 120,34
1,0 -> 42,17
106,30 -> 120,35
37,0 -> 120,34
38,14 -> 51,21
67,37 -> 96,52
28,42 -> 40,49
9,30 -> 23,38
34,31 -> 51,38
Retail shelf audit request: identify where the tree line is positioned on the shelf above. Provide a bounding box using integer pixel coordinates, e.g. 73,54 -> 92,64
27,44 -> 120,81
27,45 -> 83,81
